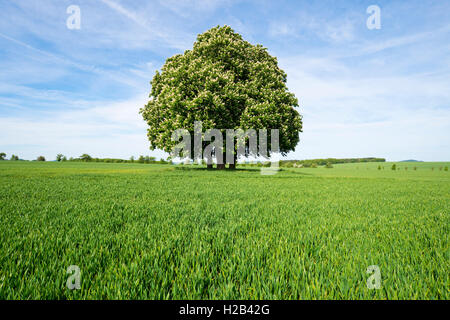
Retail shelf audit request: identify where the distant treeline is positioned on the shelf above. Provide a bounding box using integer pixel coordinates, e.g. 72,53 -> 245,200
64,154 -> 170,164
280,157 -> 386,167
3,153 -> 385,166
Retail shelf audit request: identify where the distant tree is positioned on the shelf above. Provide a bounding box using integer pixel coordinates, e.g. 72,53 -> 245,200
37,156 -> 45,161
10,154 -> 19,161
142,156 -> 156,164
69,157 -> 74,161
80,154 -> 92,162
138,155 -> 145,163
413,166 -> 417,171
0,152 -> 6,160
130,156 -> 135,163
311,163 -> 318,168
56,154 -> 64,162
377,165 -> 381,170
302,162 -> 311,168
391,164 -> 396,170
62,156 -> 67,161
325,162 -> 333,168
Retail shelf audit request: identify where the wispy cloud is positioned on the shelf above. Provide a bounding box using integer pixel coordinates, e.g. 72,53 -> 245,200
100,0 -> 152,33
268,10 -> 357,43
0,31 -> 147,90
269,22 -> 297,37
0,92 -> 162,160
158,0 -> 232,18
100,0 -> 192,50
349,24 -> 450,58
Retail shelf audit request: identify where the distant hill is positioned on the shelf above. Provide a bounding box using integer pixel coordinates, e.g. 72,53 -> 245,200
400,160 -> 423,162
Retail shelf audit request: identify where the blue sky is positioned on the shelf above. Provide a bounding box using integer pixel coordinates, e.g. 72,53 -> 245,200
1,0 -> 449,161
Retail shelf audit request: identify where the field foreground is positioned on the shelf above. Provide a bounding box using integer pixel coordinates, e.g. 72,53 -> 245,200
0,161 -> 448,299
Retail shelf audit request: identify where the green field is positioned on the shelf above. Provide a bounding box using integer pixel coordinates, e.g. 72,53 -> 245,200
0,161 -> 448,299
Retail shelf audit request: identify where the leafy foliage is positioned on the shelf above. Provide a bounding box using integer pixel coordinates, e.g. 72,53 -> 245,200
80,154 -> 92,162
140,25 -> 302,162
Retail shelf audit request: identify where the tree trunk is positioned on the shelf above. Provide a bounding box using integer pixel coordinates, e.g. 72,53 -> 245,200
216,149 -> 225,170
207,164 -> 213,169
215,148 -> 227,170
228,152 -> 237,170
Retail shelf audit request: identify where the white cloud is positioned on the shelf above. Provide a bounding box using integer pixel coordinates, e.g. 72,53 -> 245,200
0,92 -> 168,160
0,32 -> 147,90
99,0 -> 192,50
268,12 -> 356,43
158,0 -> 232,18
348,24 -> 450,57
278,54 -> 450,161
322,20 -> 355,43
269,22 -> 296,37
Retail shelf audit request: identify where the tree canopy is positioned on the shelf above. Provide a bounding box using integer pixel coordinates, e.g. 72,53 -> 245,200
80,154 -> 92,162
140,25 -> 302,168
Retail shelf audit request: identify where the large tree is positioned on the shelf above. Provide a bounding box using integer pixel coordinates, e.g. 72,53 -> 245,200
140,25 -> 302,169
